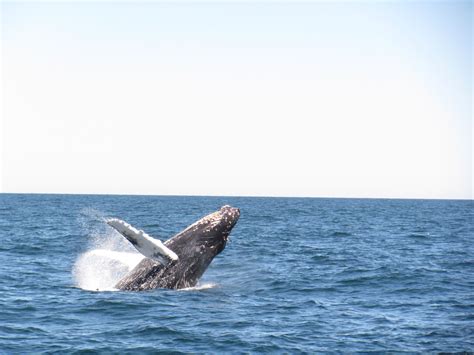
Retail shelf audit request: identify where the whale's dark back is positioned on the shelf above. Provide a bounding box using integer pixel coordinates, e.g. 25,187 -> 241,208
115,206 -> 240,291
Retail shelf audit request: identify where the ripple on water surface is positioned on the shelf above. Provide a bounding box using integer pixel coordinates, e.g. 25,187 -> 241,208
0,195 -> 472,352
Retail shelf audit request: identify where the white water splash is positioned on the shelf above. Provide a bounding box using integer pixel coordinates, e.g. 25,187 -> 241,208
179,282 -> 218,291
73,249 -> 144,291
73,209 -> 144,291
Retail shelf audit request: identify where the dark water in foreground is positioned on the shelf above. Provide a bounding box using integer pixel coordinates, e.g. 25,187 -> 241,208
0,194 -> 472,353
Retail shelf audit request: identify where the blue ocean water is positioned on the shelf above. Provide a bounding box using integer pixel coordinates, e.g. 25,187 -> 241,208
0,194 -> 472,353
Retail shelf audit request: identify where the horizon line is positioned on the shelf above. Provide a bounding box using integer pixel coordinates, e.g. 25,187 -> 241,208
1,191 -> 472,202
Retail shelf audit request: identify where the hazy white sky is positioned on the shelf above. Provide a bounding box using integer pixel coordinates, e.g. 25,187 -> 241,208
1,1 -> 472,199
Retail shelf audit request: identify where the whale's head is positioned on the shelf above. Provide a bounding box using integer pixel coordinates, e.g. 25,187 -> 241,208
162,205 -> 240,288
171,205 -> 240,256
196,205 -> 240,253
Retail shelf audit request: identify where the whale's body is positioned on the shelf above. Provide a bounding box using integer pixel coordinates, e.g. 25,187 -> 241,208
109,206 -> 240,291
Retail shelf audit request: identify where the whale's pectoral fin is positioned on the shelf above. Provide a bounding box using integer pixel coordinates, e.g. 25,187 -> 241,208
106,218 -> 179,265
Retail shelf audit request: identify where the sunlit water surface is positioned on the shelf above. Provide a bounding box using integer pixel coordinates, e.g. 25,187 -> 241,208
0,194 -> 472,352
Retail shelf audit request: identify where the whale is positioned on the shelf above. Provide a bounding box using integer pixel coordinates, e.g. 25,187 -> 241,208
107,205 -> 240,291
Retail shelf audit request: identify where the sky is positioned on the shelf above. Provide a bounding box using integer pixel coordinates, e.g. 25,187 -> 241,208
1,1 -> 472,199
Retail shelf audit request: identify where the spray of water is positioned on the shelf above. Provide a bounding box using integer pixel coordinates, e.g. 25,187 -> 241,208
72,209 -> 144,291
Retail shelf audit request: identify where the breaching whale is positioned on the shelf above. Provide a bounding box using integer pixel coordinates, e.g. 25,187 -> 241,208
107,205 -> 240,291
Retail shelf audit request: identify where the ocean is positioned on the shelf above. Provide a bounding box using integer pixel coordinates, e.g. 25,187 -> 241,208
0,194 -> 472,353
